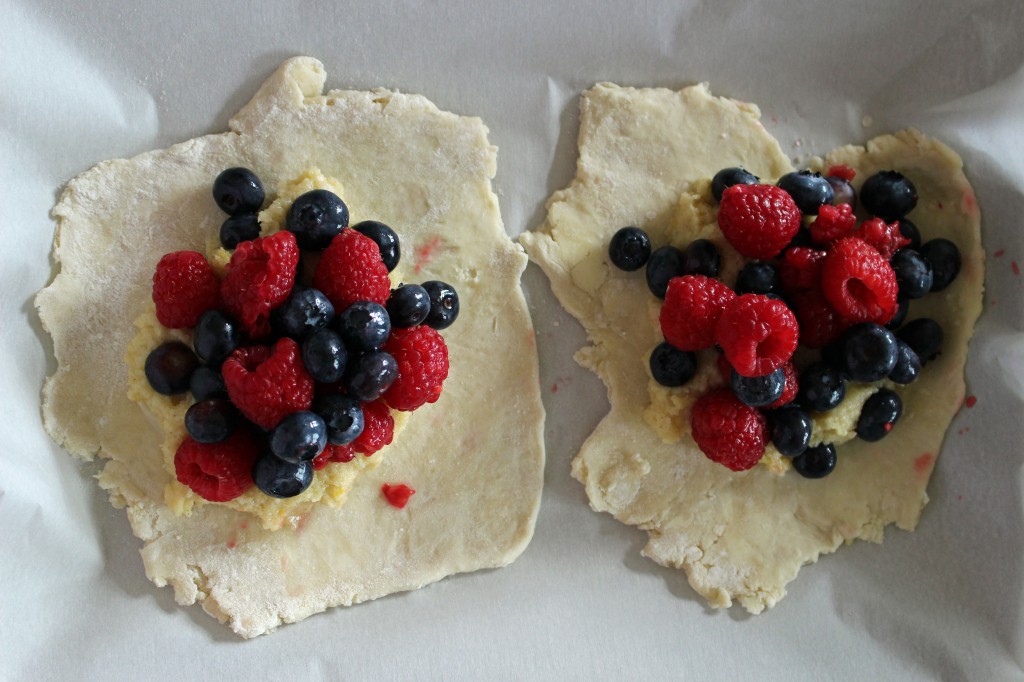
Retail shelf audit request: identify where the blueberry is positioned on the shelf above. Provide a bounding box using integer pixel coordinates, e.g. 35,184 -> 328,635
798,362 -> 846,412
252,452 -> 313,498
184,399 -> 239,443
270,286 -> 335,340
920,238 -> 961,292
826,175 -> 857,209
856,388 -> 903,442
336,301 -> 391,352
886,295 -> 910,331
648,342 -> 697,387
791,443 -> 837,479
219,213 -> 261,249
422,280 -> 460,330
735,261 -> 782,296
860,170 -> 917,221
189,366 -> 227,401
711,167 -> 759,203
730,367 -> 785,407
681,239 -> 720,278
896,318 -> 943,364
897,218 -> 922,250
344,351 -> 398,401
841,323 -> 899,382
888,341 -> 921,385
769,406 -> 813,457
312,394 -> 365,445
777,170 -> 834,215
386,284 -> 431,328
645,246 -> 686,299
193,310 -> 242,366
890,249 -> 933,299
213,167 -> 265,216
353,220 -> 400,272
145,342 -> 199,395
607,226 -> 651,271
302,328 -> 348,383
286,189 -> 348,250
270,410 -> 327,463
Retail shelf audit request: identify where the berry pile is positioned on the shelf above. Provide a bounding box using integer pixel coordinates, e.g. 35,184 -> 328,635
610,164 -> 960,478
146,167 -> 458,502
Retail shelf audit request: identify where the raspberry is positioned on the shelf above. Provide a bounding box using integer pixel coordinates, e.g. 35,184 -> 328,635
312,443 -> 355,470
717,184 -> 802,259
779,247 -> 826,296
659,275 -> 736,351
765,361 -> 798,409
790,289 -> 852,348
222,338 -> 314,429
715,294 -> 799,377
826,164 -> 856,182
690,388 -> 767,471
173,428 -> 260,502
854,218 -> 911,260
809,204 -> 857,246
221,231 -> 299,337
313,229 -> 391,313
821,238 -> 899,324
383,326 -> 450,411
152,251 -> 220,329
353,399 -> 394,455
381,483 -> 416,509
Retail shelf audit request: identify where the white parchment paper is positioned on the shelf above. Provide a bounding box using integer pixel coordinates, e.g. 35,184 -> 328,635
2,0 -> 1022,679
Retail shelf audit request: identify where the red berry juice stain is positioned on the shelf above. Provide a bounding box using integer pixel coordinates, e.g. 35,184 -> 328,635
913,453 -> 935,476
937,201 -> 944,210
962,191 -> 977,212
414,236 -> 442,274
227,540 -> 237,550
551,382 -> 559,394
965,395 -> 977,408
1012,261 -> 1020,276
994,249 -> 1005,258
382,483 -> 415,509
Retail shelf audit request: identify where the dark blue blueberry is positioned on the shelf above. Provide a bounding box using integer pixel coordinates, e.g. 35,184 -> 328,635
860,170 -> 917,221
896,318 -> 943,364
189,366 -> 227,401
711,167 -> 759,203
649,342 -> 697,387
301,328 -> 347,383
145,342 -> 199,395
777,170 -> 834,215
270,410 -> 327,463
386,284 -> 431,328
798,362 -> 846,412
791,443 -> 837,479
920,239 -> 961,292
608,226 -> 652,272
337,301 -> 391,352
897,218 -> 922,250
841,323 -> 899,382
344,351 -> 398,401
891,249 -> 933,299
820,339 -> 846,372
270,286 -> 335,340
888,341 -> 921,385
423,280 -> 460,329
681,239 -> 720,278
769,406 -> 813,457
193,310 -> 242,366
353,220 -> 400,272
886,295 -> 910,331
312,394 -> 365,445
730,367 -> 785,407
219,213 -> 261,249
735,261 -> 782,296
856,388 -> 903,442
286,189 -> 348,250
184,399 -> 239,443
645,246 -> 686,299
826,175 -> 857,209
252,452 -> 313,498
213,167 -> 265,216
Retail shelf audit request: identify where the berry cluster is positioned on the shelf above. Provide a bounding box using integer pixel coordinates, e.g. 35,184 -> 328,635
608,164 -> 960,478
146,167 -> 459,502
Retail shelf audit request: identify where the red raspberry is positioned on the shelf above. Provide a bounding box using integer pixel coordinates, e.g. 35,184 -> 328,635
854,218 -> 911,260
809,204 -> 857,246
173,428 -> 260,502
312,443 -> 355,470
383,326 -> 450,411
222,338 -> 314,429
790,289 -> 852,348
717,184 -> 802,259
765,361 -> 798,409
826,164 -> 856,181
659,275 -> 736,351
715,294 -> 799,377
821,238 -> 899,324
152,251 -> 220,328
221,231 -> 299,337
313,229 -> 391,312
353,399 -> 394,456
779,247 -> 826,295
381,483 -> 416,509
690,388 -> 767,471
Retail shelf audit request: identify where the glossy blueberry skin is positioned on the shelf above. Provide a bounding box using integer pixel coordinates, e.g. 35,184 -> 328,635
193,310 -> 242,366
219,213 -> 261,249
792,443 -> 837,479
798,362 -> 846,412
897,218 -> 922,250
681,239 -> 720,278
645,246 -> 686,299
145,342 -> 199,395
730,367 -> 785,407
286,189 -> 348,250
826,175 -> 857,209
711,167 -> 759,203
386,284 -> 431,328
344,351 -> 398,402
841,323 -> 899,382
856,388 -> 903,442
860,170 -> 918,221
353,220 -> 400,272
252,453 -> 313,498
270,411 -> 327,463
891,249 -> 934,299
888,340 -> 922,384
777,170 -> 834,215
189,366 -> 228,401
336,301 -> 391,352
184,399 -> 239,443
886,295 -> 910,331
302,328 -> 348,384
271,287 -> 335,340
920,238 -> 962,292
313,394 -> 365,445
896,318 -> 943,364
213,167 -> 265,216
608,226 -> 652,272
422,280 -> 460,330
735,261 -> 782,296
649,342 -> 697,387
769,406 -> 813,457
